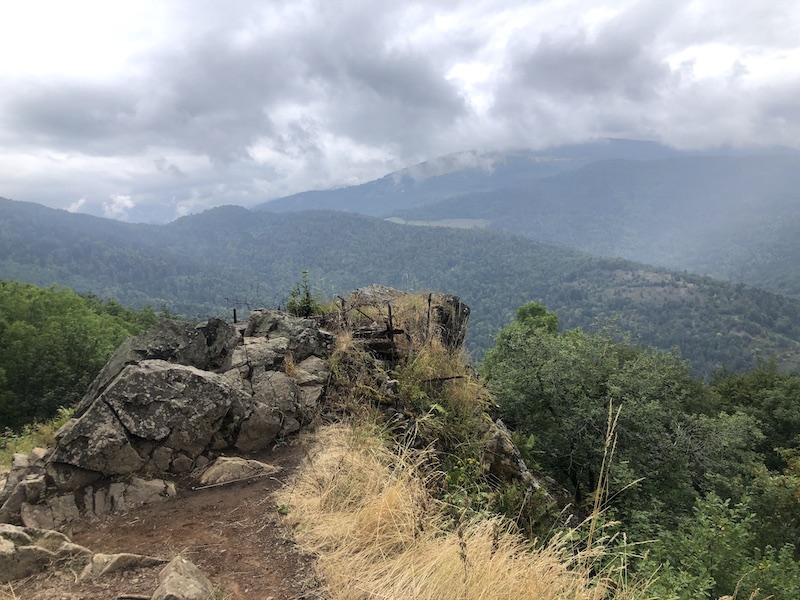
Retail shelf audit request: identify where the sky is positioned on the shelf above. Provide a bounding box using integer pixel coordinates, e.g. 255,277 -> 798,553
1,0 -> 799,223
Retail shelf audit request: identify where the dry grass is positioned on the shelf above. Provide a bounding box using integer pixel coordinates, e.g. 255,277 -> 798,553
0,407 -> 73,472
278,424 -> 646,600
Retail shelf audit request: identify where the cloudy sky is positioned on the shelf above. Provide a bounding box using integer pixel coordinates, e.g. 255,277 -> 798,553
1,0 -> 798,222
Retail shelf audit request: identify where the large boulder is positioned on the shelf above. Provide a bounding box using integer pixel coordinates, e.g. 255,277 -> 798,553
73,318 -> 239,417
55,360 -> 243,475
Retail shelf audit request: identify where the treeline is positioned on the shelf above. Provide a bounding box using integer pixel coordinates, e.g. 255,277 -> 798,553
0,281 -> 161,430
5,198 -> 800,376
484,303 -> 800,599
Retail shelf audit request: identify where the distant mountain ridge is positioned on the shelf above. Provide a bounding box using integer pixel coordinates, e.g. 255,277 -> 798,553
392,153 -> 800,297
252,139 -> 701,216
4,197 -> 800,376
252,140 -> 800,297
254,138 -> 797,217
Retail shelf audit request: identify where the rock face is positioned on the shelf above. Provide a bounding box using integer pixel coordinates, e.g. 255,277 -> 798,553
0,310 -> 333,528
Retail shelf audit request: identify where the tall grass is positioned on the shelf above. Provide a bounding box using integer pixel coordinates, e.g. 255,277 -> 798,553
0,407 -> 73,472
278,424 -> 647,600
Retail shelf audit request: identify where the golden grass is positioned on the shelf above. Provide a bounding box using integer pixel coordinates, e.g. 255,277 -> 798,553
278,424 -> 646,600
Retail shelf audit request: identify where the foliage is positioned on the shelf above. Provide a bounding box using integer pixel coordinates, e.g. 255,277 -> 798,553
642,494 -> 800,600
482,304 -> 731,523
0,281 -> 157,430
712,359 -> 800,469
483,301 -> 800,597
0,406 -> 74,469
5,199 -> 800,376
285,270 -> 325,317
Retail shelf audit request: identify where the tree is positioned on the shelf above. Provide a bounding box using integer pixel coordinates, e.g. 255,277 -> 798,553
482,303 -> 760,532
0,281 -> 156,430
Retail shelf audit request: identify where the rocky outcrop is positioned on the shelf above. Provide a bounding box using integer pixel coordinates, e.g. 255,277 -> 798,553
0,523 -> 92,583
0,310 -> 333,528
1,523 -> 208,599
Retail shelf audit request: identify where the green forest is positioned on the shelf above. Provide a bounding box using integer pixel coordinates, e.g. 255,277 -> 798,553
484,303 -> 800,599
0,281 -> 160,431
4,198 -> 800,377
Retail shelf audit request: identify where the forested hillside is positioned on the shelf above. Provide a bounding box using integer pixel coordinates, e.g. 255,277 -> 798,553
485,303 -> 800,599
0,281 -> 159,430
3,198 -> 800,375
391,154 -> 800,297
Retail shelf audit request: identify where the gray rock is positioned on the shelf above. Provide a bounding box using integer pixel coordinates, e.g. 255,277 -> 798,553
73,318 -> 239,417
0,524 -> 32,545
107,478 -> 176,514
198,457 -> 280,486
0,525 -> 91,583
54,400 -> 146,476
20,494 -> 80,529
234,399 -> 284,453
46,463 -> 101,493
245,309 -> 334,361
54,361 -> 244,475
295,355 -> 330,385
80,552 -> 167,580
0,540 -> 56,583
152,556 -> 214,600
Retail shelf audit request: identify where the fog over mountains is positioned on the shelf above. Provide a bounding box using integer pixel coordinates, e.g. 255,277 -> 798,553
256,139 -> 800,297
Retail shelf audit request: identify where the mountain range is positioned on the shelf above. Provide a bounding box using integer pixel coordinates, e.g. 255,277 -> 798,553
255,140 -> 800,298
3,195 -> 800,377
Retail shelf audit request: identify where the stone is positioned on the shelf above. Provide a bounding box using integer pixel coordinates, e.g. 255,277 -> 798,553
124,478 -> 176,507
107,478 -> 176,514
0,524 -> 32,545
198,457 -> 281,486
234,399 -> 284,453
20,474 -> 47,503
0,541 -> 56,583
46,463 -> 101,493
54,360 -> 244,475
170,454 -> 194,473
152,556 -> 214,600
245,309 -> 334,361
93,487 -> 109,516
0,525 -> 92,583
54,541 -> 93,558
151,446 -> 174,473
20,494 -> 80,529
295,355 -> 329,385
72,318 -> 239,418
80,552 -> 167,580
53,400 -> 146,476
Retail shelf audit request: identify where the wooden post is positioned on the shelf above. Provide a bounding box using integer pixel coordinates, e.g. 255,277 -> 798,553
426,293 -> 433,343
387,303 -> 395,355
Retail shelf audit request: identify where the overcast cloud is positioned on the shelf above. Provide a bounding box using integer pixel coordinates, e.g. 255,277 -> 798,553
1,0 -> 798,222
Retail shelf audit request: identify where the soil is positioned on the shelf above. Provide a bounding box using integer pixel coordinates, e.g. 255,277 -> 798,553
4,442 -> 326,600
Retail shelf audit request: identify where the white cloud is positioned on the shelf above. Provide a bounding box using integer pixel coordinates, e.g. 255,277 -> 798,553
103,195 -> 135,220
66,198 -> 86,213
0,0 -> 798,222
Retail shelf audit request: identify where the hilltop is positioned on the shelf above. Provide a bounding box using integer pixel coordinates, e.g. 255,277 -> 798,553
3,198 -> 800,376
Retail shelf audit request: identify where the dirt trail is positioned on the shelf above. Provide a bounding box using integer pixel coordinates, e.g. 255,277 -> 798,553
6,443 -> 325,600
